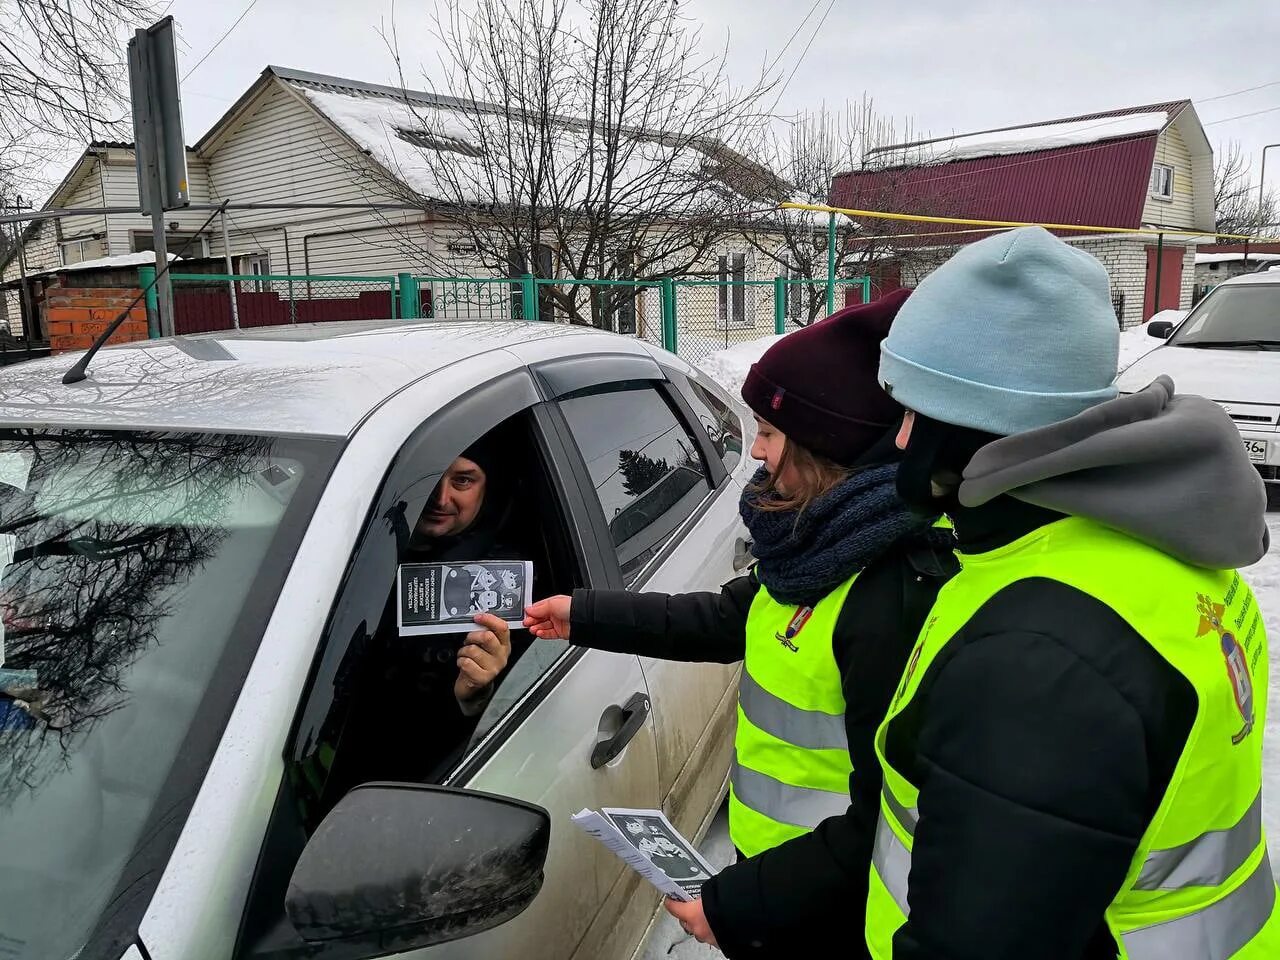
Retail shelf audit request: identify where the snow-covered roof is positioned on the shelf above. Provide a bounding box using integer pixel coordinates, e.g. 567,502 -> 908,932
52,251 -> 179,274
294,82 -> 741,212
871,110 -> 1170,167
1195,252 -> 1280,265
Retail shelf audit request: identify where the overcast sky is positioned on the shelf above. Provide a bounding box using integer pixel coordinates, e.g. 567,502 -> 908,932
75,0 -> 1280,193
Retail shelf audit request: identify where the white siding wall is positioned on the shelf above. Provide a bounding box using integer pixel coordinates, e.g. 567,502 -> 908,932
98,151 -> 215,256
56,168 -> 108,251
1142,126 -> 1197,229
198,80 -> 427,279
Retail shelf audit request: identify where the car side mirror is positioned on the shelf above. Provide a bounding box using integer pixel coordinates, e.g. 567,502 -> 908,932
284,783 -> 550,958
1147,320 -> 1174,339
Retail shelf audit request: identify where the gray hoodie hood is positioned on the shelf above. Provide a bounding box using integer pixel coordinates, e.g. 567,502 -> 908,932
959,375 -> 1270,569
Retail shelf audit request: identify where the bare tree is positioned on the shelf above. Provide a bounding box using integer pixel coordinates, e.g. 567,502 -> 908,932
0,0 -> 155,193
1215,140 -> 1278,237
373,0 -> 777,328
739,98 -> 933,326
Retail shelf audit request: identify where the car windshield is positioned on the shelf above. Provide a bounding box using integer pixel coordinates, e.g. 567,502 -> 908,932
1169,284 -> 1280,347
0,429 -> 335,960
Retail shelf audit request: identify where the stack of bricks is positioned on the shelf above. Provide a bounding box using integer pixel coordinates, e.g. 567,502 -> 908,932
44,278 -> 150,353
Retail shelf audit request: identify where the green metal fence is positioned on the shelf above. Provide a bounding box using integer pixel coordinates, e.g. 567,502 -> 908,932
153,267 -> 871,367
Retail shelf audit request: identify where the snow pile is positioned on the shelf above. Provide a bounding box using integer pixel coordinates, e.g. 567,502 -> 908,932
57,251 -> 179,274
1251,514 -> 1280,867
698,332 -> 785,393
1118,312 -> 1182,371
875,111 -> 1167,167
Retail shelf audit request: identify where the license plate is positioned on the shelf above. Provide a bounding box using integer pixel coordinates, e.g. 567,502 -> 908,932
1243,439 -> 1269,463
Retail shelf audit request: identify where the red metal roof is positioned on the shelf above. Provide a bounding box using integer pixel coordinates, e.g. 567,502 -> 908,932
831,100 -> 1190,242
832,137 -> 1159,240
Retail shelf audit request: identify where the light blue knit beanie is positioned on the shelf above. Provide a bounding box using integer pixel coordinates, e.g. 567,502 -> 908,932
879,226 -> 1119,436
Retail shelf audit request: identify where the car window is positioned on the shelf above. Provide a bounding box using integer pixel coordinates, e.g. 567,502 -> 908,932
681,377 -> 744,475
558,383 -> 713,584
0,429 -> 335,960
285,410 -> 583,834
1170,285 -> 1280,345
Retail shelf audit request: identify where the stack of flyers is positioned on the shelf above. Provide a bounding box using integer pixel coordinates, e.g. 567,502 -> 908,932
571,806 -> 717,901
397,560 -> 533,637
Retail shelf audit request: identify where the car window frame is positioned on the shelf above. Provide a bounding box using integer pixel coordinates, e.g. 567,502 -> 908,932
284,371 -> 619,792
547,375 -> 730,590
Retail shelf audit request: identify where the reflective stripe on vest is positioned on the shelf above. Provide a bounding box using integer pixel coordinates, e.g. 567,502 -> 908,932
737,669 -> 848,751
1124,851 -> 1276,960
730,575 -> 856,858
866,517 -> 1279,960
731,761 -> 849,830
1136,791 -> 1264,891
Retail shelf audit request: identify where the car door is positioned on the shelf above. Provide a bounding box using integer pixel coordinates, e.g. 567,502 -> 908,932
424,401 -> 663,960
543,357 -> 746,848
155,366 -> 662,960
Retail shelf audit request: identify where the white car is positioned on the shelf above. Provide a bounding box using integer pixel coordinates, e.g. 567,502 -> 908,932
1117,268 -> 1280,487
0,320 -> 753,960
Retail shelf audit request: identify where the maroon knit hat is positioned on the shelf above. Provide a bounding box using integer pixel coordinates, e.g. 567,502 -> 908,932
741,288 -> 911,466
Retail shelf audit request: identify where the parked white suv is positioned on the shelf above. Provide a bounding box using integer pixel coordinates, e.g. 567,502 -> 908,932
1117,269 -> 1280,487
0,320 -> 753,960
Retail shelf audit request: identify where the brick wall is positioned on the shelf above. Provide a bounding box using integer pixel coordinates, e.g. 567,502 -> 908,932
43,279 -> 150,353
1066,237 -> 1152,329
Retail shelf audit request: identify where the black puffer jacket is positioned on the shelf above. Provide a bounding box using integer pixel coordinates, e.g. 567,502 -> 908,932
569,535 -> 956,958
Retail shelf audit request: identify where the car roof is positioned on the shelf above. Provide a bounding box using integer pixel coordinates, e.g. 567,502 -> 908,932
0,320 -> 652,438
1215,267 -> 1280,287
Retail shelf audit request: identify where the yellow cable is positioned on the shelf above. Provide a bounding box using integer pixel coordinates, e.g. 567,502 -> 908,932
778,202 -> 1280,244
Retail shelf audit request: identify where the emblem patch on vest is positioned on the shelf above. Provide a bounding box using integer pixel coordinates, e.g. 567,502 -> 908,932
1197,594 -> 1256,745
776,605 -> 812,652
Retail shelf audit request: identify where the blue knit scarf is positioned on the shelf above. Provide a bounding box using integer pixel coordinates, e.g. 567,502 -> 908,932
740,463 -> 931,606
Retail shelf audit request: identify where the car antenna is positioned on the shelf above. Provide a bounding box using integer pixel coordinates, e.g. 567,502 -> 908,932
62,200 -> 230,385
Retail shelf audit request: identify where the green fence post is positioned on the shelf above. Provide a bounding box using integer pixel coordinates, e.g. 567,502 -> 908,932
521,273 -> 538,321
774,276 -> 786,334
138,266 -> 160,339
661,278 -> 678,354
397,273 -> 420,319
826,211 -> 837,316
862,275 -> 871,304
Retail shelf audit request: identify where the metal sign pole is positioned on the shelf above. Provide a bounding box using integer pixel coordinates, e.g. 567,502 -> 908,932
221,208 -> 240,329
128,17 -> 189,339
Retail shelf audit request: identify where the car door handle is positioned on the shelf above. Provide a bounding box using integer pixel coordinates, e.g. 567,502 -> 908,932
733,537 -> 754,571
590,692 -> 651,769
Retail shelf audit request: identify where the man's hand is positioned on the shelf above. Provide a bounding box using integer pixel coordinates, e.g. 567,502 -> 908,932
664,897 -> 718,948
523,596 -> 572,640
455,613 -> 512,703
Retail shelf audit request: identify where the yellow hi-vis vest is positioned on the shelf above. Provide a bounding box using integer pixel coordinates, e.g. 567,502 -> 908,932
865,516 -> 1279,959
729,573 -> 857,859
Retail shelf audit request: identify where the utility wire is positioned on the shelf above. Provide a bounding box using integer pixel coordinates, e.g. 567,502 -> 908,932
766,0 -> 836,118
182,0 -> 263,82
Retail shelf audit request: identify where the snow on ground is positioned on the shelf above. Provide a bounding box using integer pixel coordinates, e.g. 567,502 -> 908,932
697,333 -> 784,394
1252,512 -> 1280,868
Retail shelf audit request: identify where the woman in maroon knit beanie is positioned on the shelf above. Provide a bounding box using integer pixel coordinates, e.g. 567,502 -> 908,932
526,291 -> 955,958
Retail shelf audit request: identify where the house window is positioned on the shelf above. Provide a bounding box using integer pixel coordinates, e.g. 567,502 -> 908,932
59,237 -> 105,266
240,253 -> 271,293
132,230 -> 208,257
717,253 -> 749,327
394,128 -> 483,157
1150,163 -> 1174,200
